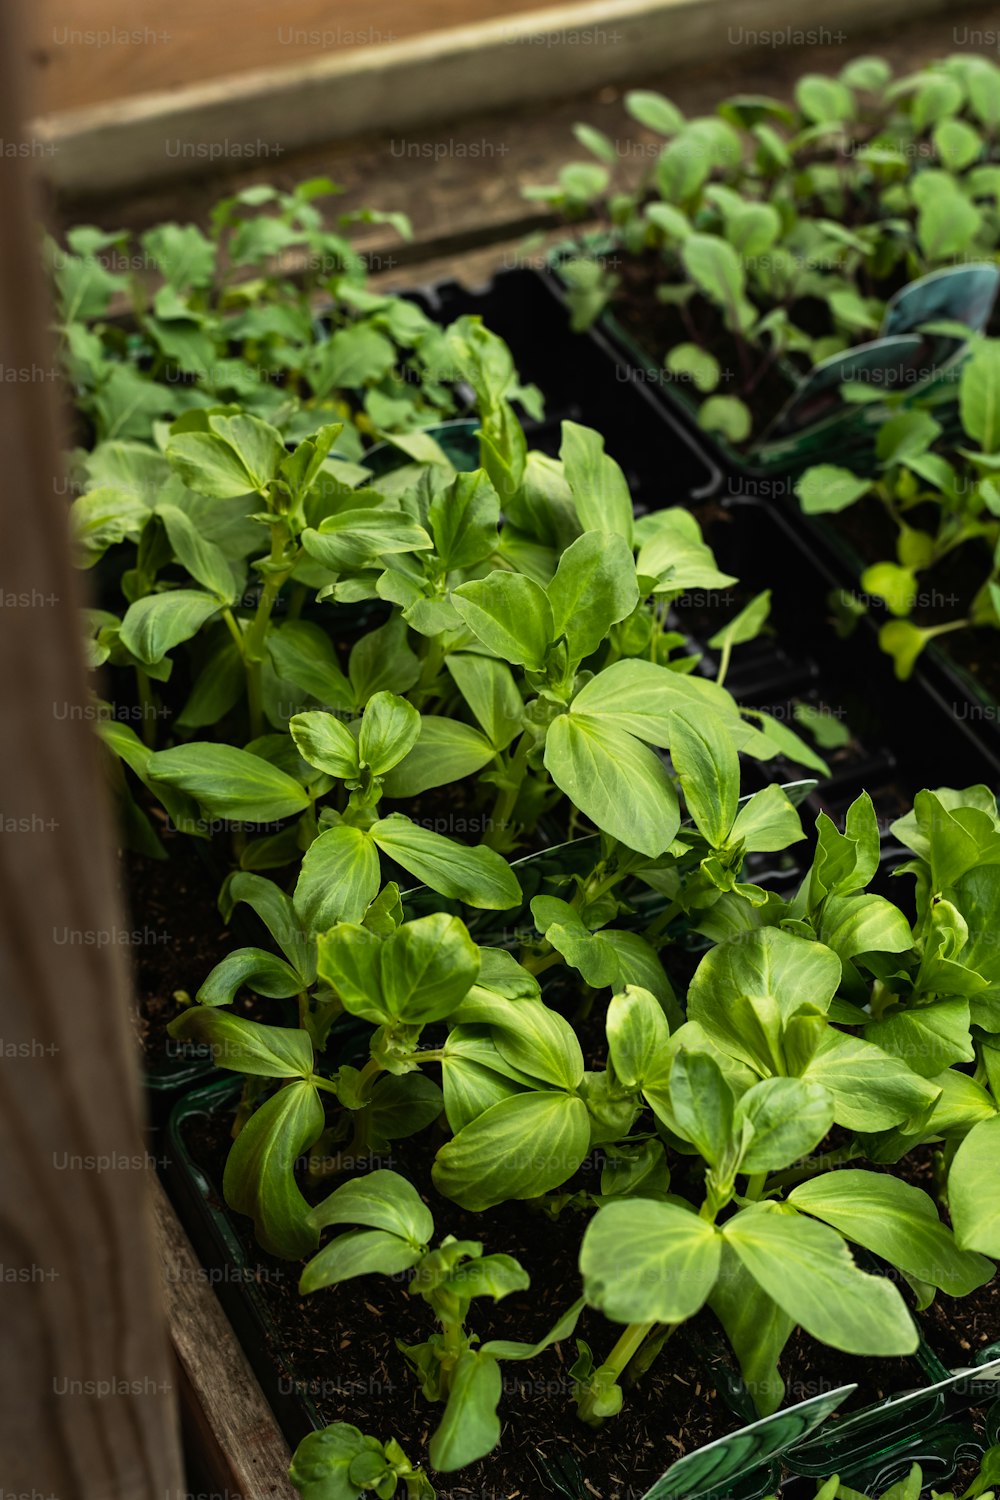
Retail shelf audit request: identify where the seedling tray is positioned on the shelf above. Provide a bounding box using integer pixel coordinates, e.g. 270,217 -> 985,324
741,487 -> 1000,772
164,1079 -> 998,1500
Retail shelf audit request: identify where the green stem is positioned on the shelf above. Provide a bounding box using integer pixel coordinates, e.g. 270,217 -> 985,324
642,900 -> 682,944
577,1320 -> 656,1425
486,732 -> 533,849
136,667 -> 157,748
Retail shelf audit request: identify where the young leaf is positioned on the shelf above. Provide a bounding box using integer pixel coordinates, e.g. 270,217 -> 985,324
290,711 -> 361,781
358,692 -> 420,776
193,948 -> 306,1007
544,713 -> 680,857
546,531 -> 639,662
294,825 -> 380,933
451,573 -> 554,670
168,1010 -> 313,1076
949,1116 -> 1000,1255
118,589 -> 222,665
580,1199 -> 721,1324
789,1170 -> 994,1293
224,1081 -> 323,1258
370,814 -> 522,910
429,1351 -> 502,1472
559,421 -> 634,543
432,1092 -> 591,1211
147,742 -> 311,822
307,1168 -> 434,1243
668,706 -> 740,846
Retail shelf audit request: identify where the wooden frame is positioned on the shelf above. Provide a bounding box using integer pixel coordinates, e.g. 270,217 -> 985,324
33,0 -> 954,197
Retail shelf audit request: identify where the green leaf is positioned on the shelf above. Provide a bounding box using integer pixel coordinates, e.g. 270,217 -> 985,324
681,235 -> 752,329
670,1050 -> 735,1165
302,509 -> 433,571
559,421 -> 634,543
790,1170 -> 993,1293
580,1200 -> 721,1323
300,1228 -> 425,1293
167,1009 -> 313,1075
707,590 -> 771,653
934,117 -> 982,171
879,619 -> 934,680
699,396 -> 752,443
452,572 -> 554,670
876,409 -> 941,468
803,1029 -> 940,1131
367,1073 -> 444,1149
348,615 -> 421,705
318,912 -> 479,1026
309,324 -> 397,399
730,784 -> 805,853
668,706 -> 740,846
722,1205 -> 917,1355
267,622 -> 354,715
453,992 -> 584,1090
949,1116 -> 1000,1254
118,589 -> 221,665
736,1079 -> 835,1173
224,1081 -> 323,1258
432,1091 -> 591,1210
796,74 -> 854,123
961,340 -> 1000,454
294,825 -> 380,933
625,90 -> 684,135
370,814 -> 522,909
147,742 -> 311,823
665,343 -> 720,393
687,928 -> 842,1077
444,654 -> 523,752
795,465 -> 872,515
290,711 -> 361,781
192,948 -> 305,1007
918,189 -> 981,261
358,691 -> 420,775
167,413 -> 285,497
429,1352 -> 502,1471
709,1245 -> 793,1418
158,505 -> 237,602
381,719 -> 497,797
221,870 -> 314,976
546,531 -> 639,662
544,713 -> 680,857
606,986 -> 672,1089
428,468 -> 500,569
307,1167 -> 433,1242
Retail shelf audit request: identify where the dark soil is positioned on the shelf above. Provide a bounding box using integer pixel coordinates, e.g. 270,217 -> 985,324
178,1083 -> 960,1500
121,820 -> 234,1073
610,253 -> 802,444
184,1103 -> 736,1499
920,1279 -> 1000,1370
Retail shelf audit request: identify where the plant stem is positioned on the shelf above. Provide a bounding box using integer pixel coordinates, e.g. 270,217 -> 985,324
487,732 -> 534,848
135,667 -> 157,748
577,1320 -> 656,1425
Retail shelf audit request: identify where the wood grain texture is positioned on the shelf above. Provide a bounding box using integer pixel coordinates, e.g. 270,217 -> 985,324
0,7 -> 185,1496
150,1176 -> 297,1500
28,0 -> 593,113
30,0 -> 955,196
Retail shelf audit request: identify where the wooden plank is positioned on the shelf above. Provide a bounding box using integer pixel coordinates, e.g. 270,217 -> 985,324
0,7 -> 186,1497
28,0 -> 591,114
150,1176 -> 297,1500
31,0 -> 954,196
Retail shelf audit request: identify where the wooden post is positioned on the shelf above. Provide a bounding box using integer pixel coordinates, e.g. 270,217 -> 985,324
0,9 -> 186,1496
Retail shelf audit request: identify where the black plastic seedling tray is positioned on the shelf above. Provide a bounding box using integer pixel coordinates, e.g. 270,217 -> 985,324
163,1079 -> 1000,1500
416,267 -> 722,508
